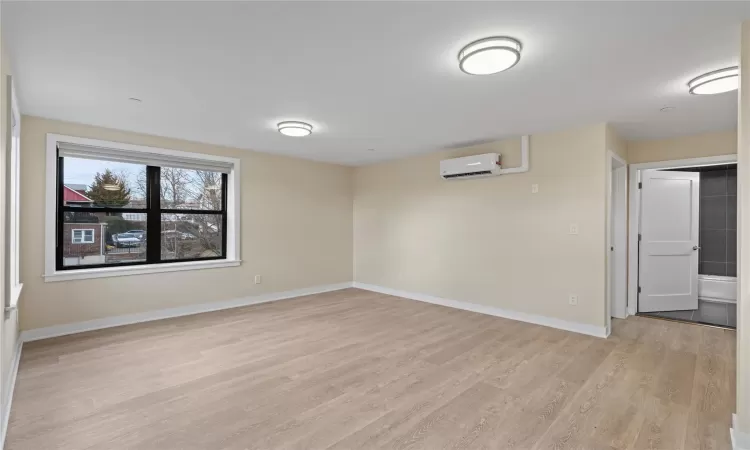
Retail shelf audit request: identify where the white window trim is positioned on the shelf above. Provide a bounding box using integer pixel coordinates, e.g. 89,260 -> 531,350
5,75 -> 22,310
45,133 -> 242,282
71,229 -> 95,244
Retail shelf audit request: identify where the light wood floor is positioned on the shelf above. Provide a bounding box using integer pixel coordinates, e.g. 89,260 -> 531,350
7,288 -> 735,450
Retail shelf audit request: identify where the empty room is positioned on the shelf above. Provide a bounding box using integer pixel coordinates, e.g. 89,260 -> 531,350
1,1 -> 750,449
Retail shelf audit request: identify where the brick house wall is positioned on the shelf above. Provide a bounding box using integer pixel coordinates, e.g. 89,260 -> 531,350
63,223 -> 105,259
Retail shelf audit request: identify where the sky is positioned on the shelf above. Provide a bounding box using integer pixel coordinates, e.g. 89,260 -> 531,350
63,157 -> 145,200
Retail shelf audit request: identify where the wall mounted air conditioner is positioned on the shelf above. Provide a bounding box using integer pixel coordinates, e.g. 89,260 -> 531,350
439,135 -> 530,180
440,153 -> 501,179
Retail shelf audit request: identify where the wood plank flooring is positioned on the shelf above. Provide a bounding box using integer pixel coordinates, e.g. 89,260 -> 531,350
6,288 -> 736,449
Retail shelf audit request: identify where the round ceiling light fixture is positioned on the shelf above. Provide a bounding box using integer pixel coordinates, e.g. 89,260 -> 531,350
458,36 -> 522,75
277,121 -> 313,137
688,66 -> 738,95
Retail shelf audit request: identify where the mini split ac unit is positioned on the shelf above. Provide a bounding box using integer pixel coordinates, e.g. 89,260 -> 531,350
440,153 -> 501,179
439,135 -> 530,180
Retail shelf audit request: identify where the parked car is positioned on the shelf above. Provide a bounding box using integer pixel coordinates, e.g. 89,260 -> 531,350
125,229 -> 145,240
112,233 -> 142,248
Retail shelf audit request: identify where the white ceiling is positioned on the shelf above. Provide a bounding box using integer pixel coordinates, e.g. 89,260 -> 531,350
3,1 -> 749,165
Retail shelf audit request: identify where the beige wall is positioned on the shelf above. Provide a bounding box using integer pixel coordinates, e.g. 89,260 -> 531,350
628,130 -> 736,164
354,123 -> 609,328
0,25 -> 21,411
19,116 -> 354,330
606,124 -> 628,162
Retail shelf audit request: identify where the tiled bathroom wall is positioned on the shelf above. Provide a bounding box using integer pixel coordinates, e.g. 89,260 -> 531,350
698,165 -> 737,276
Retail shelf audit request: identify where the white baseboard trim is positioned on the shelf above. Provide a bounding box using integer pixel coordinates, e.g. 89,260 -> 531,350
1,338 -> 22,450
353,282 -> 608,338
20,282 -> 353,343
733,414 -> 750,450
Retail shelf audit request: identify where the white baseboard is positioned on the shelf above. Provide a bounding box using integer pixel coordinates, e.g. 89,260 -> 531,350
20,282 -> 353,343
733,414 -> 750,450
353,282 -> 608,338
1,338 -> 22,450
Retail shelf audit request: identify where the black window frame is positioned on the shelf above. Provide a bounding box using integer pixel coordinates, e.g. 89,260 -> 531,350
56,151 -> 229,271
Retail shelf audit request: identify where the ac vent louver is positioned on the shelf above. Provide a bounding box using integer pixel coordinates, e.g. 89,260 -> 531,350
443,170 -> 493,179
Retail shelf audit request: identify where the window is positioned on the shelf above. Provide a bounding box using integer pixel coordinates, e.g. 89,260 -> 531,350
5,75 -> 22,308
71,229 -> 95,244
45,135 -> 241,281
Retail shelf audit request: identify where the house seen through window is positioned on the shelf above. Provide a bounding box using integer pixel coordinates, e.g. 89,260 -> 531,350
59,155 -> 227,270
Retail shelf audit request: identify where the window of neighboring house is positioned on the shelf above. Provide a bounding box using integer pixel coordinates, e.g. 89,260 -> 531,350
71,229 -> 95,244
5,75 -> 22,309
45,134 -> 241,281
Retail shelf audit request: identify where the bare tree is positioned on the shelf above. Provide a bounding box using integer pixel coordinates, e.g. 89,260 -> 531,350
133,170 -> 148,202
182,170 -> 222,255
131,167 -> 224,259
154,168 -> 224,259
160,167 -> 192,208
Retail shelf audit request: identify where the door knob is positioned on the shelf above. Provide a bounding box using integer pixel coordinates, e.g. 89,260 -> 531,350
693,246 -> 701,251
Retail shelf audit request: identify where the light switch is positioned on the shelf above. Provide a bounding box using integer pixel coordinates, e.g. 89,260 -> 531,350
531,184 -> 539,194
569,224 -> 579,235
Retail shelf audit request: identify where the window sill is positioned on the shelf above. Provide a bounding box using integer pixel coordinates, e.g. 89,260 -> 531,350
43,259 -> 241,283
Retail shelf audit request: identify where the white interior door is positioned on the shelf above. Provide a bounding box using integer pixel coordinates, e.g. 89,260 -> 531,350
639,170 -> 700,312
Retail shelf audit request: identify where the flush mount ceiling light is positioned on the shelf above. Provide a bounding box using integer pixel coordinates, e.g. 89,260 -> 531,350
688,66 -> 739,95
277,121 -> 313,137
458,36 -> 522,75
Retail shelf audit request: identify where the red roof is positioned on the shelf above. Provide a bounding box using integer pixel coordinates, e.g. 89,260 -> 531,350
63,185 -> 93,203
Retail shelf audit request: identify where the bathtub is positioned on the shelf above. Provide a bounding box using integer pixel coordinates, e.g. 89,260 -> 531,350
698,275 -> 737,303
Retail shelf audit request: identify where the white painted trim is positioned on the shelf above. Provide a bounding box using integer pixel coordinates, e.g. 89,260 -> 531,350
20,282 -> 353,342
48,133 -> 240,165
632,154 -> 738,171
627,154 -> 737,316
353,283 -> 608,338
628,166 -> 640,316
733,414 -> 750,450
44,133 -> 242,280
44,259 -> 242,282
1,338 -> 22,450
607,151 -> 628,320
5,76 -> 21,312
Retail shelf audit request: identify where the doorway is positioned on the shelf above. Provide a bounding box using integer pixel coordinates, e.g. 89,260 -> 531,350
628,156 -> 737,328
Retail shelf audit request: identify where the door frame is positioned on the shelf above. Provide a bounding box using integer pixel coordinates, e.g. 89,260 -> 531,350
607,151 -> 628,323
627,154 -> 737,316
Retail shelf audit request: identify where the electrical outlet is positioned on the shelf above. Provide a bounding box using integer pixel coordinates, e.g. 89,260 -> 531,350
568,294 -> 578,306
254,275 -> 262,284
569,223 -> 579,235
531,184 -> 539,194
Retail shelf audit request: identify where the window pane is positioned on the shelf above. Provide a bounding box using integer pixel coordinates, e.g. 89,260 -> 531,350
161,213 -> 222,260
62,157 -> 146,209
160,167 -> 222,210
62,211 -> 147,267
